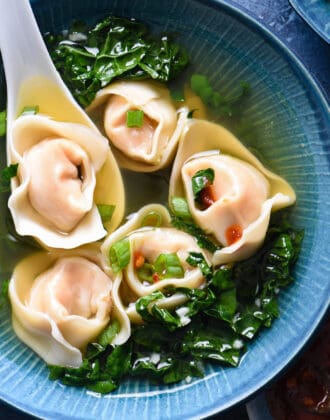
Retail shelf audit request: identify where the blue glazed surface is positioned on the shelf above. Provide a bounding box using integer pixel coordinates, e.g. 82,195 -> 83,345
0,0 -> 329,419
290,0 -> 330,43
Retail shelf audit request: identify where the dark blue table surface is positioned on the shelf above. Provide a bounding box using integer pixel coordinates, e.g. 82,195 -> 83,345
0,0 -> 329,419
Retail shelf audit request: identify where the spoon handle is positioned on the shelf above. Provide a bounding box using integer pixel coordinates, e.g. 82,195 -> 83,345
0,0 -> 65,120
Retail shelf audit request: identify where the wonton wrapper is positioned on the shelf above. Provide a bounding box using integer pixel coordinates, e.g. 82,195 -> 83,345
169,119 -> 296,265
87,81 -> 188,172
101,204 -> 210,323
9,245 -> 130,368
8,114 -> 125,249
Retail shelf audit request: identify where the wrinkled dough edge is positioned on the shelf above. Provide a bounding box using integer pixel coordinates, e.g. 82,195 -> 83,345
101,204 -> 173,274
169,119 -> 296,263
101,204 -> 209,323
87,81 -> 189,172
9,246 -> 130,367
8,115 -> 125,248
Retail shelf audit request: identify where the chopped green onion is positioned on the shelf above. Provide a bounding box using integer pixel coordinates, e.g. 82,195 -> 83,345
154,253 -> 184,279
141,211 -> 162,227
170,89 -> 185,102
171,197 -> 191,220
20,105 -> 39,116
97,204 -> 115,223
137,263 -> 155,283
192,168 -> 214,199
0,110 -> 6,136
126,110 -> 144,128
109,238 -> 130,273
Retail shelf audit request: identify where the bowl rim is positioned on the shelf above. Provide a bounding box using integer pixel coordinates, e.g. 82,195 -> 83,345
0,0 -> 329,418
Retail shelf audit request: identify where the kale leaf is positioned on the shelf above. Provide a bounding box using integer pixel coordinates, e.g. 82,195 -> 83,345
171,215 -> 220,253
47,16 -> 189,106
48,212 -> 303,392
0,163 -> 18,193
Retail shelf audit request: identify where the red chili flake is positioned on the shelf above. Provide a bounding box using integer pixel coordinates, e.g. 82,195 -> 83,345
133,251 -> 145,269
225,224 -> 243,246
152,273 -> 160,283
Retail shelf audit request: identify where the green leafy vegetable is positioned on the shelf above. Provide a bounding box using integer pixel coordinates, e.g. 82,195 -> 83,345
135,290 -> 183,331
182,318 -> 243,366
109,238 -> 130,273
173,287 -> 216,317
191,168 -> 215,202
0,110 -> 6,136
170,89 -> 185,102
170,197 -> 220,253
205,216 -> 304,339
132,353 -> 203,384
186,252 -> 212,278
97,319 -> 120,347
135,290 -> 165,322
190,74 -> 249,117
0,163 -> 18,193
126,110 -> 144,127
48,213 -> 303,392
171,215 -> 220,253
97,204 -> 115,223
47,16 -> 189,106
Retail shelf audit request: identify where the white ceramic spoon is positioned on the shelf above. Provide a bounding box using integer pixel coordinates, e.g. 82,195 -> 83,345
0,0 -> 96,159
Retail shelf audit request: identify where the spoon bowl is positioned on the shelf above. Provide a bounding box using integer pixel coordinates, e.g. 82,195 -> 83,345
0,0 -> 96,159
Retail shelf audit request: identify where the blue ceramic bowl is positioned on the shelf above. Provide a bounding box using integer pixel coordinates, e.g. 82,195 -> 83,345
0,1 -> 329,419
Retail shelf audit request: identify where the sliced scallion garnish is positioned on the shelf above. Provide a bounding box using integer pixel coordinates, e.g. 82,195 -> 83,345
0,110 -> 6,136
126,110 -> 144,128
109,238 -> 130,273
20,105 -> 39,116
137,263 -> 155,283
97,204 -> 115,224
154,253 -> 184,279
141,211 -> 162,227
171,197 -> 191,220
